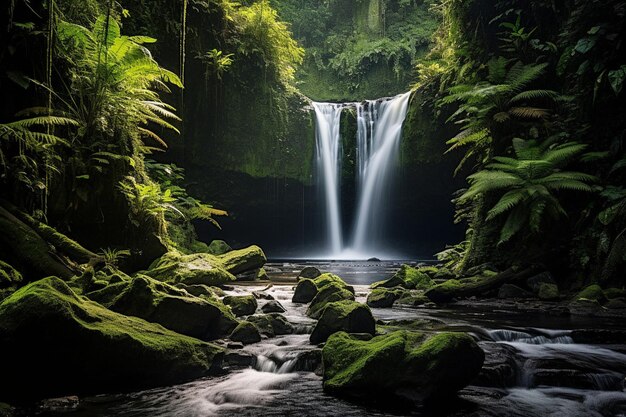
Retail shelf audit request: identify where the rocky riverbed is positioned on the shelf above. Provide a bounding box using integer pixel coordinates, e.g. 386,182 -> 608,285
11,261 -> 626,417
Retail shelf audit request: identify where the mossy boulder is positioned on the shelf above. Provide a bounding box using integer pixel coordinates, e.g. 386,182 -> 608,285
293,278 -> 318,303
575,284 -> 606,303
247,313 -> 294,337
366,288 -> 405,308
230,321 -> 261,344
322,330 -> 484,403
310,300 -> 375,344
146,251 -> 236,286
298,266 -> 321,279
307,274 -> 355,319
223,294 -> 258,316
538,283 -> 559,300
394,292 -> 431,308
371,265 -> 433,290
87,275 -> 237,340
605,288 -> 626,299
0,277 -> 223,401
207,240 -> 232,255
0,260 -> 22,289
219,245 -> 267,276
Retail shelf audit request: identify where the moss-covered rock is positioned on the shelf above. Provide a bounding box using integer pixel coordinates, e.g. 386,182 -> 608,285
146,251 -> 236,286
247,313 -> 295,337
538,283 -> 559,300
230,321 -> 261,344
207,240 -> 232,255
293,278 -> 318,303
322,330 -> 484,403
366,288 -> 405,308
219,245 -> 267,276
306,280 -> 354,319
0,260 -> 22,289
0,277 -> 223,401
298,266 -> 321,279
310,300 -> 375,344
371,265 -> 433,290
87,275 -> 237,340
223,294 -> 258,316
605,288 -> 626,299
394,292 -> 431,308
575,284 -> 606,303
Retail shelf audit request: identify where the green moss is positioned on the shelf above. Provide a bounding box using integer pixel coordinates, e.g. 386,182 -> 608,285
230,321 -> 262,344
371,265 -> 433,290
538,283 -> 559,300
223,295 -> 258,317
310,300 -> 376,344
437,279 -> 462,290
0,277 -> 223,401
145,251 -> 236,286
366,288 -> 405,308
576,284 -> 606,302
322,330 -> 484,402
87,275 -> 238,340
218,245 -> 267,276
307,280 -> 355,319
604,288 -> 626,299
247,313 -> 294,337
207,240 -> 232,255
394,292 -> 430,308
0,260 -> 22,289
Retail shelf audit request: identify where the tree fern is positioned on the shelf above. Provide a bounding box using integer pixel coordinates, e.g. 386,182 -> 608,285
461,138 -> 596,245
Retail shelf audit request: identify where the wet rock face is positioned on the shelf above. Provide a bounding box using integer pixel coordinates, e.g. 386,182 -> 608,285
261,300 -> 287,313
0,277 -> 223,401
310,300 -> 376,344
298,266 -> 321,279
322,330 -> 484,403
230,321 -> 262,345
293,278 -> 317,303
223,295 -> 258,317
473,342 -> 518,388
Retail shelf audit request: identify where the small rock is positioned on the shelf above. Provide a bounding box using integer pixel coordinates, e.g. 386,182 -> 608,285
224,351 -> 256,367
367,257 -> 381,262
230,321 -> 261,344
293,278 -> 318,303
223,295 -> 258,316
527,272 -> 556,293
298,266 -> 322,279
261,300 -> 286,313
252,291 -> 274,300
538,283 -> 559,300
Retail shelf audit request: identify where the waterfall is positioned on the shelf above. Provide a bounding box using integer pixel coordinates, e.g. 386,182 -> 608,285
312,92 -> 411,259
352,91 -> 411,254
313,102 -> 344,254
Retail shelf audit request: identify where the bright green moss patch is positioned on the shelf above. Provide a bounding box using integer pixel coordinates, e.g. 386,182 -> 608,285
218,245 -> 267,276
0,260 -> 22,288
366,288 -> 405,308
576,284 -> 606,302
307,282 -> 355,319
223,295 -> 258,317
370,265 -> 433,290
322,330 -> 484,402
0,277 -> 223,401
146,251 -> 236,286
310,300 -> 375,344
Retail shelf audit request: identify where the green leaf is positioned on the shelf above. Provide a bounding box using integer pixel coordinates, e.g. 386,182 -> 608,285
574,37 -> 596,54
608,66 -> 626,95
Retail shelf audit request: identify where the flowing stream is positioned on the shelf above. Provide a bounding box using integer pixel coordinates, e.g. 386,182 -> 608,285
312,92 -> 411,259
41,262 -> 626,417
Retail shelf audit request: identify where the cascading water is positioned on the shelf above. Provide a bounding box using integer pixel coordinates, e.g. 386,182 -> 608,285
312,92 -> 411,259
313,102 -> 344,254
352,91 -> 411,255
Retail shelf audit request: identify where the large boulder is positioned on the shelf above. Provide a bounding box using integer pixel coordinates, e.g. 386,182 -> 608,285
145,251 -> 236,286
307,279 -> 355,318
371,265 -> 433,290
230,321 -> 261,344
223,295 -> 258,316
310,301 -> 375,344
575,284 -> 606,303
292,278 -> 318,303
219,245 -> 267,276
247,313 -> 294,337
322,330 -> 484,403
87,275 -> 237,340
0,277 -> 223,401
366,288 -> 405,308
207,240 -> 232,255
